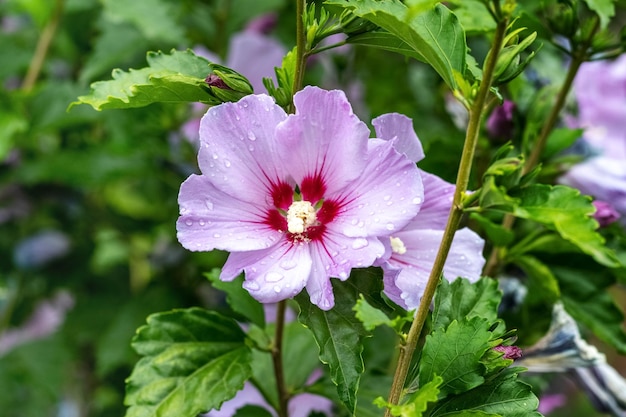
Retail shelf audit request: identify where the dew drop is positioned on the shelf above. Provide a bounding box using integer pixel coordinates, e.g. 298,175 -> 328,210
199,220 -> 206,226
213,233 -> 221,238
352,238 -> 369,249
205,200 -> 214,210
413,196 -> 422,204
185,219 -> 193,226
350,218 -> 359,226
248,144 -> 255,151
247,131 -> 256,141
235,115 -> 240,121
273,285 -> 281,293
212,153 -> 219,160
357,221 -> 365,228
224,160 -> 231,168
279,260 -> 297,270
383,195 -> 392,201
242,101 -> 249,108
180,207 -> 187,214
386,223 -> 395,231
246,281 -> 259,290
266,271 -> 283,282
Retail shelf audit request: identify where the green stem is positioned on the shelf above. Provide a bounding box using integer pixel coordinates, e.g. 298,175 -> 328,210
291,0 -> 308,112
384,17 -> 510,415
21,0 -> 65,92
272,300 -> 290,417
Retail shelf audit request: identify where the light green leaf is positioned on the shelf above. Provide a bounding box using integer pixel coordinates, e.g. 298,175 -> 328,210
511,184 -> 621,268
101,0 -> 184,44
430,368 -> 541,417
418,317 -> 492,397
374,375 -> 442,417
470,213 -> 515,247
431,277 -> 501,332
581,0 -> 616,29
205,269 -> 265,328
326,0 -> 468,91
125,308 -> 252,417
353,294 -> 410,332
71,49 -> 219,111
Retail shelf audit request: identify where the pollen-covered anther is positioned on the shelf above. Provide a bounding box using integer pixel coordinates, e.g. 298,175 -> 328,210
287,200 -> 317,234
390,236 -> 407,255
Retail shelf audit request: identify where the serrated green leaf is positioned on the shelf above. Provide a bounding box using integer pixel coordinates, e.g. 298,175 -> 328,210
125,308 -> 252,417
374,375 -> 442,417
71,49 -> 218,111
326,0 -> 467,91
430,368 -> 540,417
353,294 -> 395,331
431,277 -> 501,332
418,317 -> 492,397
296,271 -> 381,414
231,405 -> 274,417
510,184 -> 621,268
205,269 -> 265,328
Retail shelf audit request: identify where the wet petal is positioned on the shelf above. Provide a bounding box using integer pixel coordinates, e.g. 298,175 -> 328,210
372,112 -> 425,163
275,86 -> 370,195
198,94 -> 290,204
411,170 -> 456,229
177,175 -> 283,252
333,140 -> 423,237
221,241 -> 312,304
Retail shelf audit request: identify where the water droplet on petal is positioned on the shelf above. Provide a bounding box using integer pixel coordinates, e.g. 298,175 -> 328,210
213,233 -> 221,238
199,220 -> 206,226
386,223 -> 395,231
274,285 -> 281,293
266,271 -> 283,282
413,197 -> 422,204
350,218 -> 358,226
184,219 -> 193,226
352,238 -> 369,249
246,281 -> 259,290
224,160 -> 231,168
279,259 -> 297,270
212,153 -> 219,160
383,195 -> 391,201
205,200 -> 214,210
247,131 -> 256,141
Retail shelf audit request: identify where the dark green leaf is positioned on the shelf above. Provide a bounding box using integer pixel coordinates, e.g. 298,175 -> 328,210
232,405 -> 274,417
418,317 -> 492,397
326,0 -> 468,91
431,277 -> 501,331
581,0 -> 615,29
430,368 -> 541,417
125,308 -> 252,417
470,213 -> 516,247
543,128 -> 584,160
512,255 -> 561,303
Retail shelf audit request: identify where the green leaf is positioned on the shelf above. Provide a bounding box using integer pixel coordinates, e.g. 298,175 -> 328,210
353,294 -> 411,332
326,0 -> 468,91
447,0 -> 496,34
232,405 -> 274,417
470,213 -> 515,247
510,184 -> 621,268
374,375 -> 442,417
431,277 -> 501,332
71,49 -> 219,111
512,255 -> 561,303
554,263 -> 626,353
418,317 -> 492,397
296,270 -> 382,414
205,269 -> 265,328
101,0 -> 184,44
543,127 -> 584,160
125,308 -> 252,417
430,368 -> 540,417
581,0 -> 616,29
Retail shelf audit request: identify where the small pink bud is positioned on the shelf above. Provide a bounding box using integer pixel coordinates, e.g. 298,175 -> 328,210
494,345 -> 523,360
205,74 -> 231,90
486,100 -> 515,140
592,200 -> 620,227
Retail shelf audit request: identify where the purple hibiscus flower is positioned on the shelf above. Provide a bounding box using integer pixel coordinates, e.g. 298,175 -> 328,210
370,113 -> 486,310
559,55 -> 626,221
177,86 -> 423,309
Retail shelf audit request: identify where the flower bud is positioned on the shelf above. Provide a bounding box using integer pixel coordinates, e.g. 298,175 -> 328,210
486,100 -> 515,140
592,200 -> 620,227
205,64 -> 254,102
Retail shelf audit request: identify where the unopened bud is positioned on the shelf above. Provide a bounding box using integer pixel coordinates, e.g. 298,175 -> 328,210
592,200 -> 620,227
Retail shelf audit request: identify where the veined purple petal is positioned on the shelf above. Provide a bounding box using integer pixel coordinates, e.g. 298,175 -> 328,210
198,94 -> 290,204
221,241 -> 311,303
177,175 -> 283,252
332,139 -> 423,237
410,170 -> 455,229
276,86 -> 370,195
372,113 -> 425,163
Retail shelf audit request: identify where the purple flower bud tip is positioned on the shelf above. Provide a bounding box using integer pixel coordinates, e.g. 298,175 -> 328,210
486,100 -> 515,139
205,74 -> 231,90
494,345 -> 523,360
592,200 -> 620,227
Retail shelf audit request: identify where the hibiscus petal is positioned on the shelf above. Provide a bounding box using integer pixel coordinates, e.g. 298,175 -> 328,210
333,140 -> 423,237
372,113 -> 425,163
198,94 -> 290,204
384,228 -> 485,310
409,170 -> 455,230
275,86 -> 370,194
221,242 -> 312,303
177,174 -> 282,252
